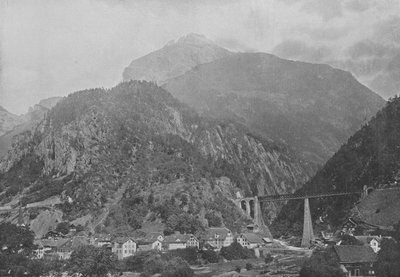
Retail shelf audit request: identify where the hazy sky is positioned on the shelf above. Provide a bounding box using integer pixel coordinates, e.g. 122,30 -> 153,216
1,0 -> 400,114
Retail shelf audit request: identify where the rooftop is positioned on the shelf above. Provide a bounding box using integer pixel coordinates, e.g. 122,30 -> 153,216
241,233 -> 264,244
164,234 -> 193,244
204,227 -> 232,240
334,245 -> 377,264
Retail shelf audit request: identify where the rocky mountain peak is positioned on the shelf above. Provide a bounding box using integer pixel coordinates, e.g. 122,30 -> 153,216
122,34 -> 232,84
175,33 -> 214,46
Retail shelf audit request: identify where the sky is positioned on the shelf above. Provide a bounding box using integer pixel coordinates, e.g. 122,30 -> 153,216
1,0 -> 400,114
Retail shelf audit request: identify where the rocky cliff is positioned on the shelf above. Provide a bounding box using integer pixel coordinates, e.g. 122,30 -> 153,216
0,81 -> 312,235
164,52 -> 385,165
0,97 -> 63,158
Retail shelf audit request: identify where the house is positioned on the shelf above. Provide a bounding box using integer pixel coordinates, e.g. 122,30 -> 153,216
93,234 -> 112,248
33,240 -> 44,259
136,233 -> 164,252
237,233 -> 270,249
203,227 -> 234,250
42,230 -> 67,240
40,238 -> 70,260
112,237 -> 137,260
54,236 -> 89,260
341,218 -> 380,236
163,234 -> 199,250
334,245 -> 377,277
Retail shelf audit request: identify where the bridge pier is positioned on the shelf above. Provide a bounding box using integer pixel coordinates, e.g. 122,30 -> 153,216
301,198 -> 314,248
246,200 -> 251,218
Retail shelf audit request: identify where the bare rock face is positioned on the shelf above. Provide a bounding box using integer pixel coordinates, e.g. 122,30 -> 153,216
164,53 -> 385,165
122,33 -> 232,84
0,81 -> 312,231
0,97 -> 63,158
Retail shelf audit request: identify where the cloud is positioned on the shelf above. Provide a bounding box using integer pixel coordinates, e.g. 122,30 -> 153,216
215,38 -> 257,53
346,40 -> 397,59
373,16 -> 400,45
280,0 -> 343,21
344,0 -> 371,12
2,0 -> 400,113
302,0 -> 343,21
306,26 -> 350,41
272,39 -> 332,62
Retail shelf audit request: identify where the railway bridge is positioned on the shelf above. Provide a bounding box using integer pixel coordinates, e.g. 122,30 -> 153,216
235,186 -> 375,247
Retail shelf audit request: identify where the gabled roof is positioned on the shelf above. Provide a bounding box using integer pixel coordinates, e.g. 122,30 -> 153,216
113,237 -> 136,244
138,232 -> 164,244
94,234 -> 111,241
334,245 -> 377,263
240,233 -> 264,244
57,236 -> 89,250
41,238 -> 70,248
354,236 -> 382,245
164,234 -> 194,244
204,227 -> 232,240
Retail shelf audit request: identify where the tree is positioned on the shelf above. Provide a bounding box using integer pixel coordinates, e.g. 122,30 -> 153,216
0,223 -> 36,277
264,253 -> 273,264
0,222 -> 35,255
68,245 -> 117,277
161,257 -> 194,277
205,212 -> 222,227
375,239 -> 400,277
299,247 -> 343,277
166,248 -> 198,265
220,242 -> 255,260
55,222 -> 70,235
245,263 -> 253,270
142,255 -> 165,277
200,249 -> 219,264
123,251 -> 158,272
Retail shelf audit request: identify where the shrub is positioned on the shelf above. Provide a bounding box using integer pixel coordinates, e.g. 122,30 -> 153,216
200,249 -> 219,264
220,242 -> 255,261
161,257 -> 194,277
245,263 -> 253,271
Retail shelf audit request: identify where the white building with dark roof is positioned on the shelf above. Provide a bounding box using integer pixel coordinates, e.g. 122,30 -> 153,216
112,237 -> 137,260
203,227 -> 234,249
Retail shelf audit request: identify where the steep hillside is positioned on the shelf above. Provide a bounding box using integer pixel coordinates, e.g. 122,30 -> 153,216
164,53 -> 385,165
0,97 -> 63,158
0,81 -> 312,235
0,106 -> 23,137
122,33 -> 232,84
273,97 -> 400,236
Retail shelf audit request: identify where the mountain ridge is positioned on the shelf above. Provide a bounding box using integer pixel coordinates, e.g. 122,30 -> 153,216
122,33 -> 232,84
163,51 -> 385,165
0,81 -> 312,236
273,96 -> 400,236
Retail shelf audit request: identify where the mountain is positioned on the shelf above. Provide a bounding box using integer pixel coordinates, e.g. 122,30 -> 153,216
0,97 -> 63,158
273,97 -> 400,236
0,106 -> 23,137
122,33 -> 232,84
164,53 -> 385,165
0,81 -> 312,236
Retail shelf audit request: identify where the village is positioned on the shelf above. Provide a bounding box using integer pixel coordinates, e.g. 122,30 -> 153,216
1,187 -> 396,276
26,211 -> 394,277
